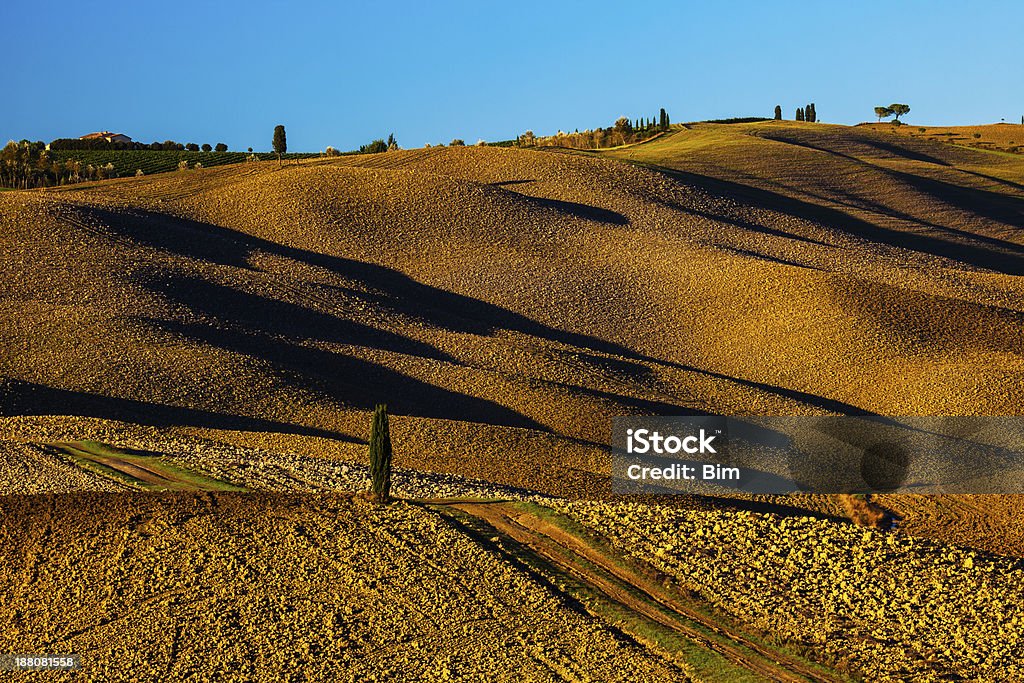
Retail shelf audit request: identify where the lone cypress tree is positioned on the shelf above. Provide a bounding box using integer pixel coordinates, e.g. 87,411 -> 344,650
368,404 -> 393,502
272,125 -> 287,166
774,105 -> 782,120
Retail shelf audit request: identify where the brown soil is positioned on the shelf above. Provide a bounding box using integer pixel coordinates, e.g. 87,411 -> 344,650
446,500 -> 841,682
0,493 -> 684,682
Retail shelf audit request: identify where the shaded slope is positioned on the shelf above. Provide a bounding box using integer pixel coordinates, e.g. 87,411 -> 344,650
1,137 -> 1022,499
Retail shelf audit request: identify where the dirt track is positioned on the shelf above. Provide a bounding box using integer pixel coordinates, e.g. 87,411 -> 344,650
444,500 -> 839,682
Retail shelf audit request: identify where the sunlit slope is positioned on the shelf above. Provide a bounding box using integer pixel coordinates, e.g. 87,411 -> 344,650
598,122 -> 1024,409
0,493 -> 684,682
1,137 -> 1022,495
859,121 -> 1024,154
606,120 -> 1024,272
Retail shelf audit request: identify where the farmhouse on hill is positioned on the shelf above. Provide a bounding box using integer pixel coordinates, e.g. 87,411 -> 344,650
79,131 -> 133,144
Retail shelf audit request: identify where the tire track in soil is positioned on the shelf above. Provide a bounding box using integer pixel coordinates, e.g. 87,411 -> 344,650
445,501 -> 844,683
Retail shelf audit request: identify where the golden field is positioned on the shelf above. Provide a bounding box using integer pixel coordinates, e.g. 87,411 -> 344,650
859,121 -> 1024,153
2,121 -> 1023,680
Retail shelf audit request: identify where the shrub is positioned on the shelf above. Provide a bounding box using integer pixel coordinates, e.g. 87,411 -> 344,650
135,169 -> 144,177
177,160 -> 189,171
359,139 -> 388,154
701,117 -> 771,124
475,139 -> 486,146
368,404 -> 393,502
839,494 -> 892,528
324,146 -> 340,157
450,138 -> 465,146
973,133 -> 982,139
918,128 -> 926,133
194,162 -> 203,170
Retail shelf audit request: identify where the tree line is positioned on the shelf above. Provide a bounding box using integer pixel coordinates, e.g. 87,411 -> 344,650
517,108 -> 672,150
773,103 -> 817,122
0,140 -> 118,189
50,138 -> 229,152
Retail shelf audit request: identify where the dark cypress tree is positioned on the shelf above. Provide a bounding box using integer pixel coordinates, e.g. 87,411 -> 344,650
774,105 -> 782,120
809,103 -> 817,122
659,108 -> 668,130
368,404 -> 393,502
272,125 -> 287,166
796,107 -> 805,122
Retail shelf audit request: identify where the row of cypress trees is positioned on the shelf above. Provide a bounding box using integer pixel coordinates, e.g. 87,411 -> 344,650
773,103 -> 817,122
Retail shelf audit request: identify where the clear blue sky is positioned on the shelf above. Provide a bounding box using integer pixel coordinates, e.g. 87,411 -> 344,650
3,1 -> 1022,151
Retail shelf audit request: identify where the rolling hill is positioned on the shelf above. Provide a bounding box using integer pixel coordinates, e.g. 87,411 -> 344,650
3,124 -> 1023,482
2,121 -> 1023,679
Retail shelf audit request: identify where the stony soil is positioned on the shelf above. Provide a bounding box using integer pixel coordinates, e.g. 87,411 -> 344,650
2,126 -> 1024,679
555,500 -> 1024,681
0,494 -> 686,683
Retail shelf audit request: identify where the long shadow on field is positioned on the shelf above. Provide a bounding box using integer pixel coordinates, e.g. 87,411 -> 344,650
856,137 -> 953,167
757,128 -> 957,168
79,206 -> 645,361
884,168 -> 1024,230
751,134 -> 1024,242
657,168 -> 1024,275
73,205 -> 878,419
490,183 -> 630,225
0,379 -> 359,442
142,273 -> 452,363
148,316 -> 546,431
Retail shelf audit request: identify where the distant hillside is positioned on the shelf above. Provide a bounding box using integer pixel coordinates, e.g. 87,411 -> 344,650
49,149 -> 321,177
2,126 -> 1023,552
858,121 -> 1024,154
